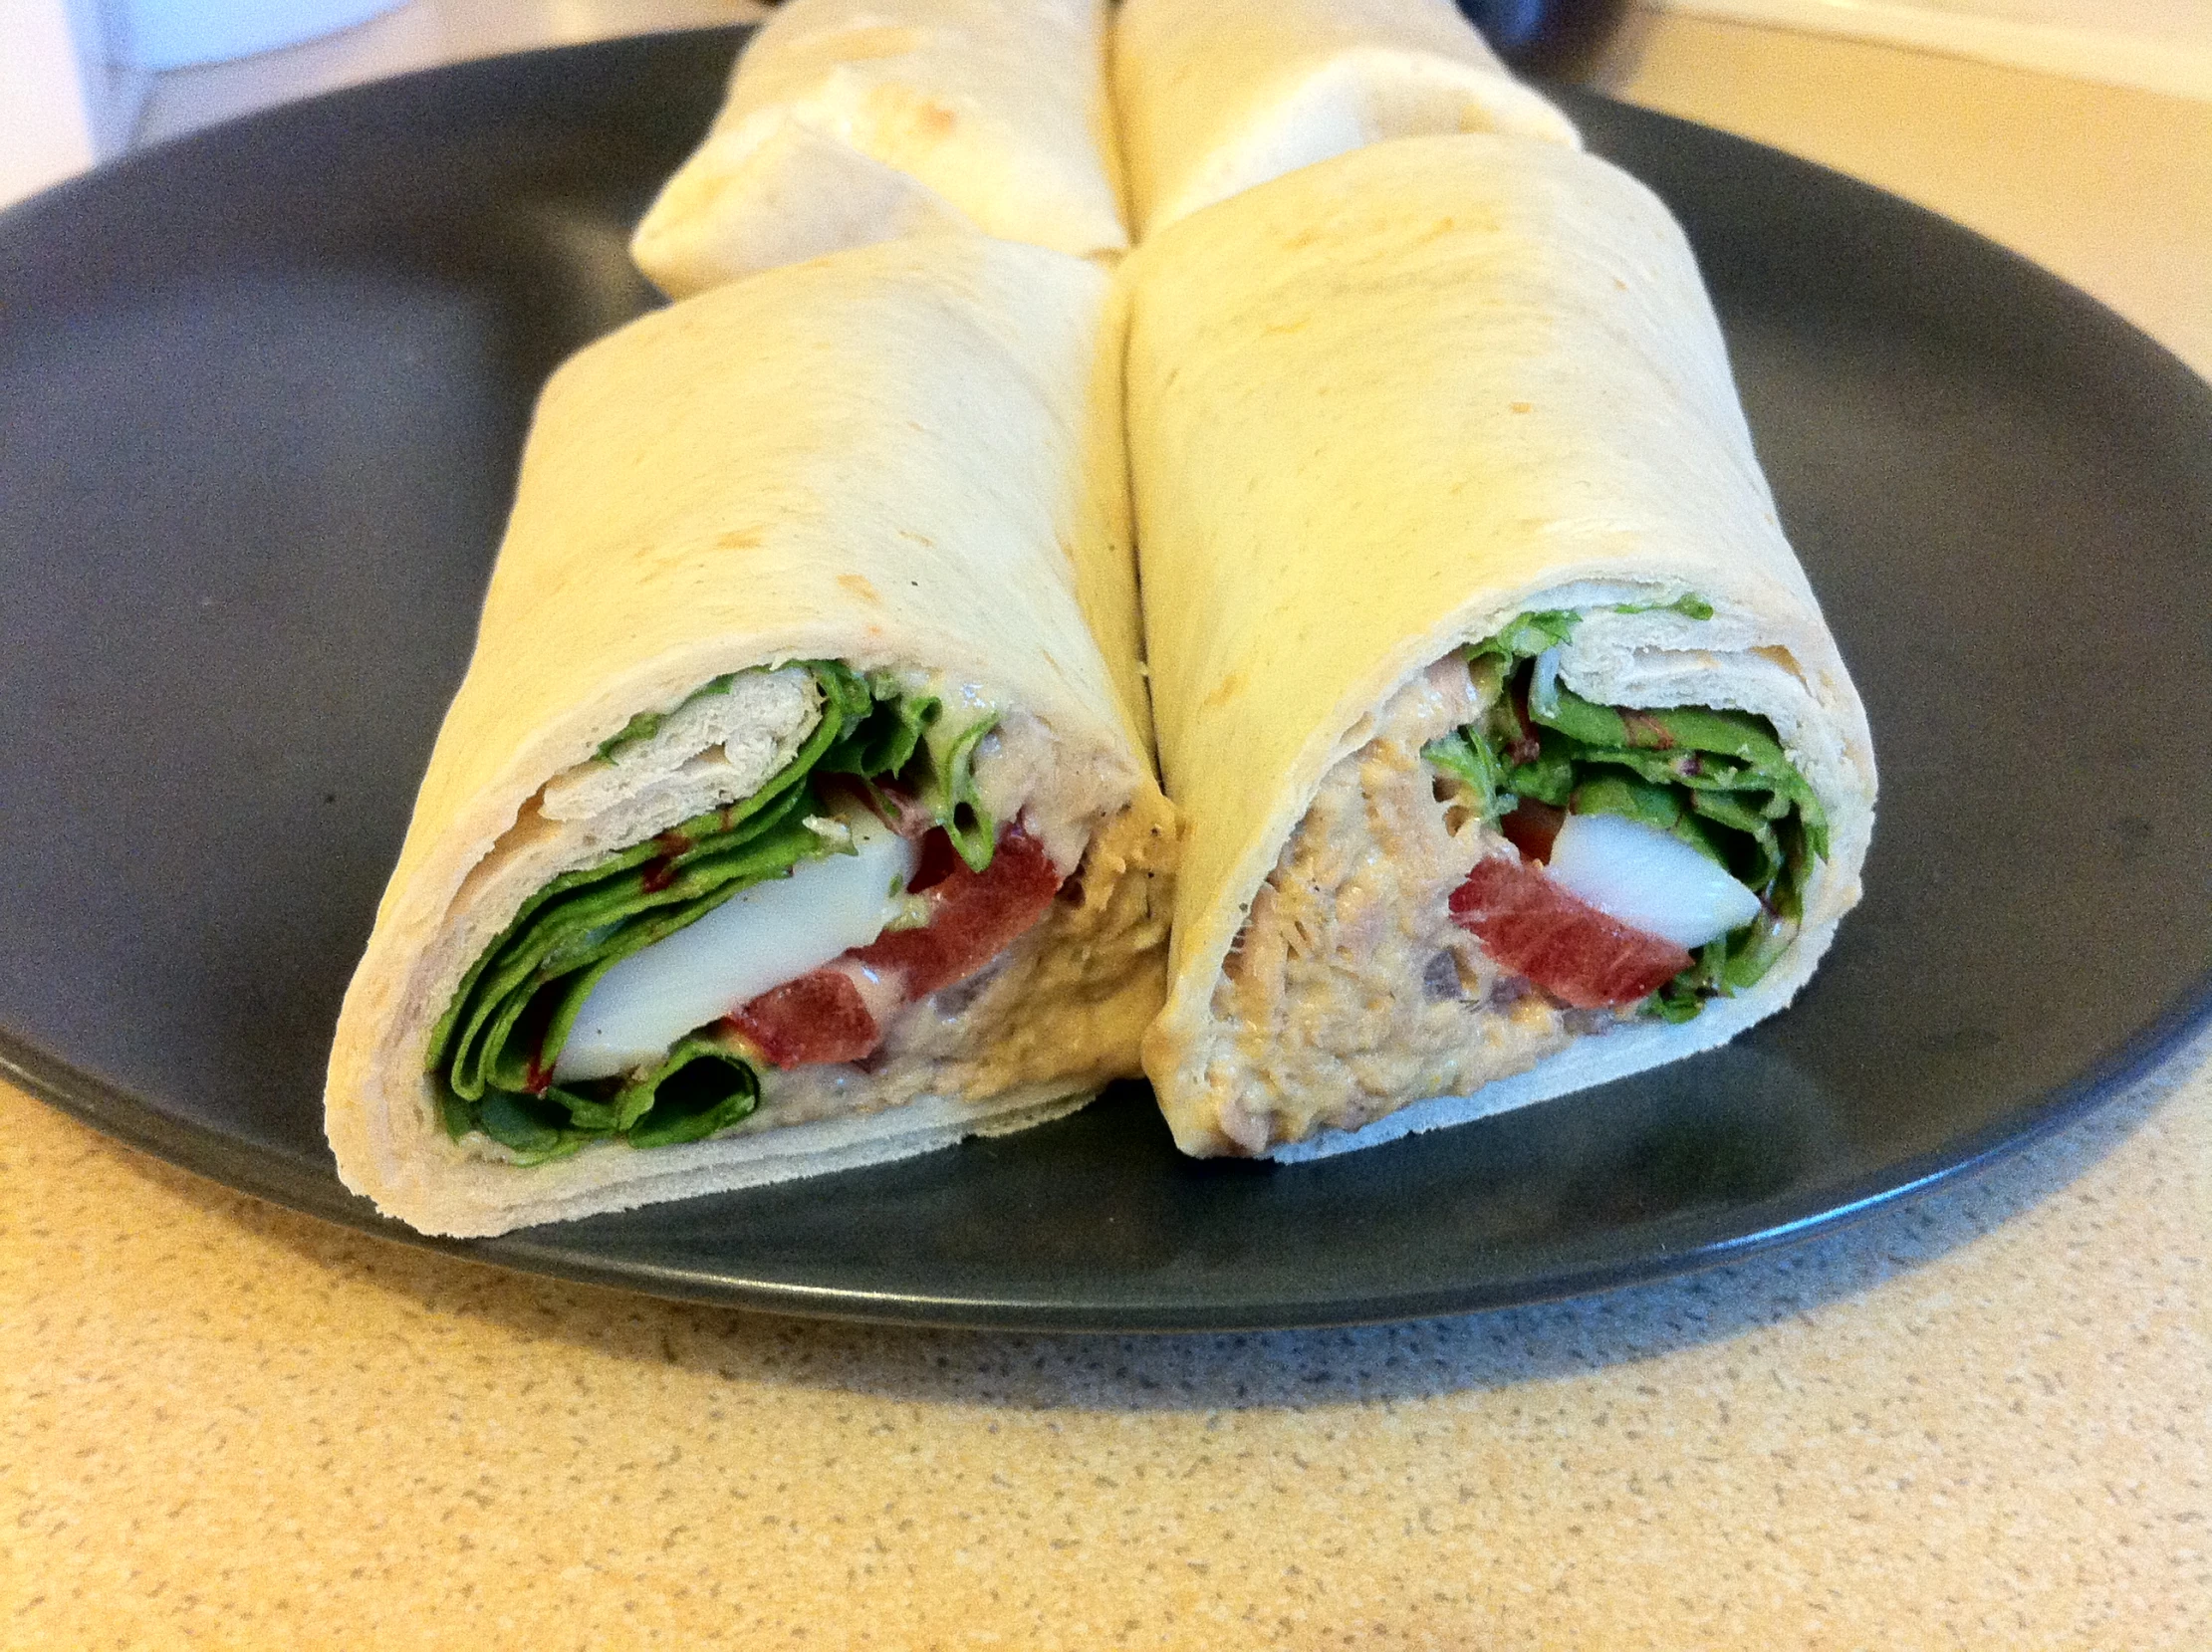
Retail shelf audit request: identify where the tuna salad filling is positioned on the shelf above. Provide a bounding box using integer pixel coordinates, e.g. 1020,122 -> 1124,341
1204,656 -> 1577,1148
1200,605 -> 1828,1149
426,661 -> 1144,1164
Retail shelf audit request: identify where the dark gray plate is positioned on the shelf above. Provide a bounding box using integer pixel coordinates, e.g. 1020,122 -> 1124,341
3,31 -> 2208,1330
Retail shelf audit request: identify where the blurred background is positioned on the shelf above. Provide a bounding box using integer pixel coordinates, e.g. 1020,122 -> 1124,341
6,0 -> 2208,213
2,0 -> 2205,376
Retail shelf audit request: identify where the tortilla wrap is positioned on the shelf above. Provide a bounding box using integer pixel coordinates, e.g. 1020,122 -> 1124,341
631,0 -> 1125,298
1121,135 -> 1876,1157
329,236 -> 1173,1237
1111,0 -> 1580,239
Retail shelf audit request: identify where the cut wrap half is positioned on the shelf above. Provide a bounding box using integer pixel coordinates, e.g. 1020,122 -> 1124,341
1111,0 -> 1580,240
1122,134 -> 1875,1158
631,0 -> 1126,299
328,236 -> 1174,1237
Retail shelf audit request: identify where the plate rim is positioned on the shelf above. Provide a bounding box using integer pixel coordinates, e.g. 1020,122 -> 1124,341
4,34 -> 2210,1331
10,977 -> 2209,1331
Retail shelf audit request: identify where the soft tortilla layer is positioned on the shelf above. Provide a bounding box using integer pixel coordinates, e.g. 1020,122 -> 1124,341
1121,135 -> 1876,1156
328,237 -> 1172,1237
1111,0 -> 1579,239
632,0 -> 1126,298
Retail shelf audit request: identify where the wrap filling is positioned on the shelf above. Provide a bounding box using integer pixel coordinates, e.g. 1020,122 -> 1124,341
1422,605 -> 1828,1020
424,662 -> 1061,1164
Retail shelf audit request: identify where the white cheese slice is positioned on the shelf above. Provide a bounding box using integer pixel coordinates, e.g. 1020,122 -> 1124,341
1542,811 -> 1764,950
553,806 -> 917,1081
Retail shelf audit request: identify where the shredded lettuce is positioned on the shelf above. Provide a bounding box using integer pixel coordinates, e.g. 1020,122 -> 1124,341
1607,592 -> 1716,620
1422,608 -> 1824,1021
428,662 -> 1000,1160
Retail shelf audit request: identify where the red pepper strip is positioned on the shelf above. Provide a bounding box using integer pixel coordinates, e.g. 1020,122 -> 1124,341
724,970 -> 880,1069
725,824 -> 1063,1069
1448,853 -> 1691,1010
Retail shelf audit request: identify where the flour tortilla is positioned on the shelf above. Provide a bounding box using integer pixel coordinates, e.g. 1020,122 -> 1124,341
631,0 -> 1125,298
1111,0 -> 1579,240
1122,135 -> 1876,1157
328,236 -> 1172,1237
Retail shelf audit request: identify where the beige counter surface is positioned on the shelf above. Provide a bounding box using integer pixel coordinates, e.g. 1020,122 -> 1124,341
5,11 -> 2209,1647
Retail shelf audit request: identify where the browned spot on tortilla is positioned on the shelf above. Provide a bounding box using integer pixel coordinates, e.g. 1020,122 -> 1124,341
915,100 -> 957,137
824,24 -> 923,61
1203,670 -> 1245,709
717,527 -> 765,550
898,529 -> 936,548
1510,401 -> 1534,414
839,573 -> 881,602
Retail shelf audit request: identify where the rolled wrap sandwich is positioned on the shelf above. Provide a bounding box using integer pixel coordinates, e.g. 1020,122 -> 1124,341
1112,0 -> 1579,240
631,0 -> 1126,299
328,236 -> 1174,1237
1123,135 -> 1875,1158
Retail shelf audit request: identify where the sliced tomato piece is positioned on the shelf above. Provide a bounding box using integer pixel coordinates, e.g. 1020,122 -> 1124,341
724,971 -> 880,1069
850,825 -> 1061,1000
1448,853 -> 1692,1009
1499,799 -> 1567,864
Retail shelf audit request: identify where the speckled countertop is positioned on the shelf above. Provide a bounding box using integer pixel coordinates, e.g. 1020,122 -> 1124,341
5,10 -> 2210,1647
